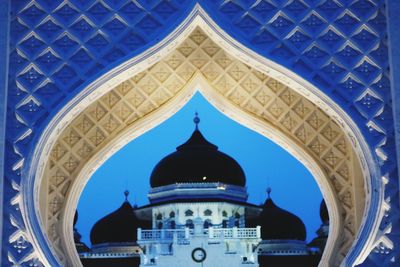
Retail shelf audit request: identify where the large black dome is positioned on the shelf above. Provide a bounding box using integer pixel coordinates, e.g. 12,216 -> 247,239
90,193 -> 140,245
150,122 -> 246,188
256,190 -> 306,241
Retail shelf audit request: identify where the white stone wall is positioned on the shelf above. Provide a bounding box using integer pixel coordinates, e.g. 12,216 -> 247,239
139,230 -> 260,267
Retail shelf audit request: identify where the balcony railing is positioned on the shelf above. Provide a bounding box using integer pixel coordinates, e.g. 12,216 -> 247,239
209,227 -> 260,239
138,229 -> 188,242
137,226 -> 260,243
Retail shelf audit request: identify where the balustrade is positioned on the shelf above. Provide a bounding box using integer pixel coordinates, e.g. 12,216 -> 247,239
138,226 -> 260,243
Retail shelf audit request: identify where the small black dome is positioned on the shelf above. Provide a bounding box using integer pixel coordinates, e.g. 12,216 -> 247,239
150,127 -> 246,188
257,193 -> 306,241
90,196 -> 140,245
320,200 -> 329,224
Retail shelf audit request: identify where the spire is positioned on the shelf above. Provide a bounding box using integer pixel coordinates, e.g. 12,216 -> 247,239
177,114 -> 217,150
266,187 -> 272,199
193,112 -> 200,130
124,190 -> 129,202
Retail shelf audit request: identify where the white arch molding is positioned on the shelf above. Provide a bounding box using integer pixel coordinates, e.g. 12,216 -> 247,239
62,75 -> 342,267
22,5 -> 384,267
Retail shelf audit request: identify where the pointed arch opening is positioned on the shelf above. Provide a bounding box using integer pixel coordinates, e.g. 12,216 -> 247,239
24,6 -> 381,267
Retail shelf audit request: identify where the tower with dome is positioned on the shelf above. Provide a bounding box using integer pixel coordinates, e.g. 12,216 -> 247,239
75,114 -> 327,267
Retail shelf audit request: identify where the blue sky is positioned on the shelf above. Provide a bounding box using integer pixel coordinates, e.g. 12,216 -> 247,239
77,93 -> 323,246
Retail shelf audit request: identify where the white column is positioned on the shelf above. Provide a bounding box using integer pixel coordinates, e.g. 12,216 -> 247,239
209,226 -> 214,238
161,229 -> 165,239
185,227 -> 190,239
233,227 -> 238,238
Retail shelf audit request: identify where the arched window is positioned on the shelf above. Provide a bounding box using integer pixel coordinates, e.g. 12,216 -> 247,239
204,209 -> 212,216
157,222 -> 163,229
222,220 -> 228,228
156,213 -> 162,220
203,219 -> 212,229
222,210 -> 228,217
234,212 -> 240,227
185,219 -> 194,229
169,211 -> 175,218
185,209 -> 193,216
170,220 -> 176,229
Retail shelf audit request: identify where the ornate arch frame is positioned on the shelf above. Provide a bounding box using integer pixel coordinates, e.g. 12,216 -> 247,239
22,5 -> 385,267
63,75 -> 345,267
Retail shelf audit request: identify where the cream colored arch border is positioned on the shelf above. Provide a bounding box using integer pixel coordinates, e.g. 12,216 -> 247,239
23,5 -> 385,267
62,75 -> 345,267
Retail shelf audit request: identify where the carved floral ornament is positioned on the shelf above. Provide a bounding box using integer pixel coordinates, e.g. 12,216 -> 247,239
37,26 -> 369,267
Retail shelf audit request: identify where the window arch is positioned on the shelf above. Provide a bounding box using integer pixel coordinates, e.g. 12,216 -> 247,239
185,219 -> 194,229
185,209 -> 193,216
204,209 -> 212,216
204,219 -> 212,229
234,212 -> 240,227
222,210 -> 228,217
156,213 -> 162,220
169,211 -> 175,218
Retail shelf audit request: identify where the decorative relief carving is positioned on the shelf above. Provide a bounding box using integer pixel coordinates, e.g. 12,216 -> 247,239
41,28 -> 361,265
6,1 -> 395,266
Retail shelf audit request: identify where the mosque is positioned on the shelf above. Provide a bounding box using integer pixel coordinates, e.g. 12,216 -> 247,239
1,0 -> 399,266
74,114 -> 329,267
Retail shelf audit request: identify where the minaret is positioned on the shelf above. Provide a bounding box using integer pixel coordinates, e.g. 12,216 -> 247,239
308,200 -> 329,252
73,211 -> 90,254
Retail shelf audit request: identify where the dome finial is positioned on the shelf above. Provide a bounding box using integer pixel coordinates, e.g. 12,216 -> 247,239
193,112 -> 200,130
124,190 -> 129,202
266,187 -> 272,199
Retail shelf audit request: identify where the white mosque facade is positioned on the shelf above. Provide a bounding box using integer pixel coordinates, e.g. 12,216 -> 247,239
136,193 -> 262,266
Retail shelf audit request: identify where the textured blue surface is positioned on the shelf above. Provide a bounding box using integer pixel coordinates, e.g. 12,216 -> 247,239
0,1 -> 11,265
3,0 -> 399,266
386,0 -> 400,205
